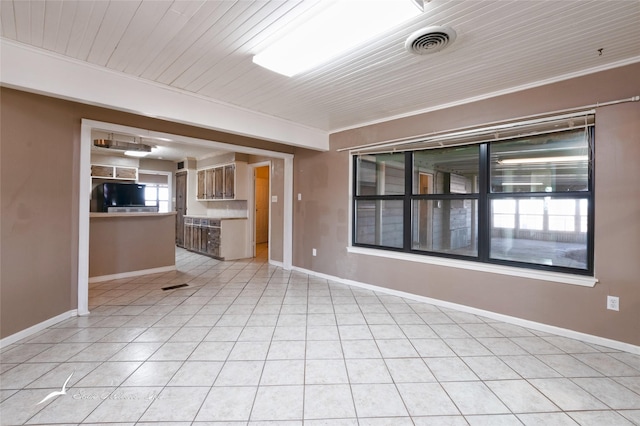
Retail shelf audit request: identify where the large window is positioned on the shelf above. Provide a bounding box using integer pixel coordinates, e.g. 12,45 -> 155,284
353,125 -> 594,275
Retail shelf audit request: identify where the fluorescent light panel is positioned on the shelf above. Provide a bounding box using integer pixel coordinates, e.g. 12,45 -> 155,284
499,155 -> 588,165
253,0 -> 421,76
124,150 -> 149,157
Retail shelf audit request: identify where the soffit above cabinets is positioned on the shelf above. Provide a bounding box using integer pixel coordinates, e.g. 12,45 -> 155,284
2,0 -> 639,133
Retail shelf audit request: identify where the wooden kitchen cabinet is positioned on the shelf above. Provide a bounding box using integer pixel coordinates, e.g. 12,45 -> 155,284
224,164 -> 235,198
197,170 -> 205,199
214,167 -> 224,199
205,169 -> 215,199
206,227 -> 221,258
196,161 -> 247,201
91,164 -> 137,180
115,167 -> 137,180
183,217 -> 246,260
91,165 -> 114,178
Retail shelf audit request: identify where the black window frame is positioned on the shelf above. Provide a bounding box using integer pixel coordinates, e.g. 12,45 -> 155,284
352,126 -> 595,276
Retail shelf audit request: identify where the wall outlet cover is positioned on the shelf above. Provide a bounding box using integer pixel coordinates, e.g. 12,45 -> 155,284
607,295 -> 619,311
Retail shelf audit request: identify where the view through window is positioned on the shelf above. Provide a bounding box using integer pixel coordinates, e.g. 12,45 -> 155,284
144,184 -> 170,213
353,124 -> 594,275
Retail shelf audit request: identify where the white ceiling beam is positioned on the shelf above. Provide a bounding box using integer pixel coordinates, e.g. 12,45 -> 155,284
0,39 -> 329,151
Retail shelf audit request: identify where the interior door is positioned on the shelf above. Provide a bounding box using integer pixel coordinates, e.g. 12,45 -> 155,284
175,171 -> 187,246
255,166 -> 270,244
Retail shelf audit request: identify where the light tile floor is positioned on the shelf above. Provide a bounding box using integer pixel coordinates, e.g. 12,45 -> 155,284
2,245 -> 640,425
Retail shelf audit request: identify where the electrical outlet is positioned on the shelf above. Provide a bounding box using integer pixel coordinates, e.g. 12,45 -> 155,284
298,193 -> 302,201
312,248 -> 317,256
607,295 -> 619,311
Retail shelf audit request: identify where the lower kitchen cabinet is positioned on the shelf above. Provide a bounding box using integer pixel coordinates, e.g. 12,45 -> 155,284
183,216 -> 248,260
207,227 -> 221,258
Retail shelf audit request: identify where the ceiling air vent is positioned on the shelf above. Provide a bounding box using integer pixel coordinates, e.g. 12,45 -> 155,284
405,26 -> 456,55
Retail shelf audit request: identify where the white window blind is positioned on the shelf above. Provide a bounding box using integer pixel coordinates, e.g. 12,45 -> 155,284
350,111 -> 595,156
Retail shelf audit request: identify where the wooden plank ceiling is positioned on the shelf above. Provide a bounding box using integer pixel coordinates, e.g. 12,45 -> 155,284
1,0 -> 639,132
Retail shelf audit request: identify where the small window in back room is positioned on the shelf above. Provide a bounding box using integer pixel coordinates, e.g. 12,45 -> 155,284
144,184 -> 170,213
138,173 -> 170,213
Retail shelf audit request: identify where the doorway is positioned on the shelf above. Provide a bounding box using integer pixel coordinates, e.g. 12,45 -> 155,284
254,165 -> 270,259
79,120 -> 294,315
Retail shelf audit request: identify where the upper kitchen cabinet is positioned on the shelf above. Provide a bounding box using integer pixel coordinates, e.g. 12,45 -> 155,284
196,161 -> 248,201
91,164 -> 138,181
214,167 -> 224,199
224,164 -> 235,198
115,166 -> 137,180
205,168 -> 215,199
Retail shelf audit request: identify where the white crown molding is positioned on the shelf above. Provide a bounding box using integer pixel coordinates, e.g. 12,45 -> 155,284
0,39 -> 329,151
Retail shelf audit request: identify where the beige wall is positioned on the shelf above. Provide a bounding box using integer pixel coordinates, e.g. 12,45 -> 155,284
0,88 -> 294,339
89,214 -> 176,277
91,152 -> 139,168
292,63 -> 640,346
197,152 -> 237,169
1,89 -> 79,338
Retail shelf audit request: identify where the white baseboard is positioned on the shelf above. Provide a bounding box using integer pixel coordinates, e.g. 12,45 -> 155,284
0,309 -> 78,349
269,260 -> 285,269
89,265 -> 176,284
292,266 -> 640,355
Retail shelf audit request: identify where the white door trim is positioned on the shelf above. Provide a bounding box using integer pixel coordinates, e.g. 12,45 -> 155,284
78,122 -> 91,316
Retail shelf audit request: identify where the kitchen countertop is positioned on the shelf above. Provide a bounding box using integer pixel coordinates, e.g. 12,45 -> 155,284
184,215 -> 247,220
90,212 -> 177,218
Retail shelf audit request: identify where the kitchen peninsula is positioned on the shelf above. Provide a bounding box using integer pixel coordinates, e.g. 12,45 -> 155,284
89,212 -> 176,281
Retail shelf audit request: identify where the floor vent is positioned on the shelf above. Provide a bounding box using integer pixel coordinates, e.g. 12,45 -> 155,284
162,283 -> 189,291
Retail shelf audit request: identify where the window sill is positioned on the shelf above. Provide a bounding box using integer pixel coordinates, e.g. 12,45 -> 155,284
346,246 -> 598,287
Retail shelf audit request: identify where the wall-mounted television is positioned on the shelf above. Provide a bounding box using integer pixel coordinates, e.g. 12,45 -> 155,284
91,182 -> 146,212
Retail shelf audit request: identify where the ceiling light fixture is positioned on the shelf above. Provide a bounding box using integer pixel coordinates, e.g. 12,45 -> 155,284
124,150 -> 150,158
253,0 -> 422,77
498,155 -> 588,165
93,134 -> 153,155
